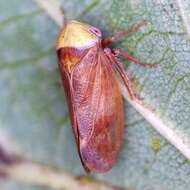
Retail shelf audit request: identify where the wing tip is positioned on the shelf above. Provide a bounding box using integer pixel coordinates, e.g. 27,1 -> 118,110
79,147 -> 117,173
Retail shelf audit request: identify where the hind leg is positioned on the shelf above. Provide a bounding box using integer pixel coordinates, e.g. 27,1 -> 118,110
104,48 -> 139,101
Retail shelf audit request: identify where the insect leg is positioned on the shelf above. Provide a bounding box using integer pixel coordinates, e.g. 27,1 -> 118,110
112,48 -> 157,67
102,20 -> 148,47
104,48 -> 139,101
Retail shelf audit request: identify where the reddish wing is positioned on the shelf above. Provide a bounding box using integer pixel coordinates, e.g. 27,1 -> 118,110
57,49 -> 79,143
70,46 -> 125,172
57,48 -> 91,171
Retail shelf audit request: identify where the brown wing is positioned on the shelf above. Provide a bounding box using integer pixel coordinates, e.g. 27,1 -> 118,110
71,47 -> 125,172
57,49 -> 78,141
57,48 -> 92,172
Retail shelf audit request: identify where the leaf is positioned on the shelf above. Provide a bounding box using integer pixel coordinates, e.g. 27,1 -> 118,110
0,0 -> 190,190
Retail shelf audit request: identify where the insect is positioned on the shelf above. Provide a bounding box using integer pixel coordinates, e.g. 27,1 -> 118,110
56,20 -> 155,173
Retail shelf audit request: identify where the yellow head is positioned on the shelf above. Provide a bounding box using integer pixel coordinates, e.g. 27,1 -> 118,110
56,20 -> 101,50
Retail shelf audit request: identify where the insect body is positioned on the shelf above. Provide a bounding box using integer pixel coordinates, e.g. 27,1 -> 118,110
56,20 -> 154,173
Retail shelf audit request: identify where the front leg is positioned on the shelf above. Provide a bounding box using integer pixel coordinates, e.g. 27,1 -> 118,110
102,20 -> 148,48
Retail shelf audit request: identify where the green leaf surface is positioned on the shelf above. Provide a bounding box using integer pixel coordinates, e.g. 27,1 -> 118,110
0,0 -> 190,190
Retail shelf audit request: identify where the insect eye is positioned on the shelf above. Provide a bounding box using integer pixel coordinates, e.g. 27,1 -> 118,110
89,27 -> 102,37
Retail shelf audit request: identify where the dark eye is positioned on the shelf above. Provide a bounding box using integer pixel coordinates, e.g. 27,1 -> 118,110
89,27 -> 102,37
